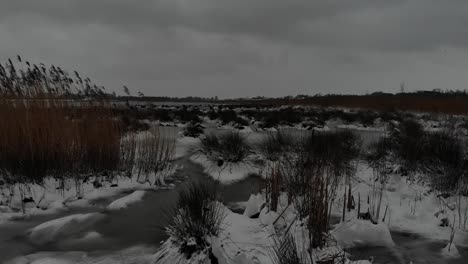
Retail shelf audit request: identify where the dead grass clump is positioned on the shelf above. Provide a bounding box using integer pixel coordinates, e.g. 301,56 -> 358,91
196,132 -> 252,164
165,181 -> 226,257
257,131 -> 296,162
0,57 -> 122,204
135,128 -> 175,185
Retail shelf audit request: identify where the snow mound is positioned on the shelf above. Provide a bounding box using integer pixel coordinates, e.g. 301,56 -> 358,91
243,194 -> 264,218
31,258 -> 74,264
59,231 -> 106,250
333,219 -> 394,248
0,205 -> 14,213
441,243 -> 460,258
107,190 -> 146,210
259,207 -> 280,226
238,126 -> 254,133
155,205 -> 272,264
29,213 -> 105,244
190,154 -> 260,184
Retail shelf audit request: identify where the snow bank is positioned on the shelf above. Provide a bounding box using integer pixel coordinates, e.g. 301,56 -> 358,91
335,164 -> 468,247
333,219 -> 394,248
337,124 -> 385,132
59,231 -> 106,250
238,126 -> 254,133
441,243 -> 460,258
28,213 -> 105,244
243,194 -> 264,218
154,204 -> 273,264
6,246 -> 156,264
107,190 -> 145,210
259,207 -> 280,226
175,136 -> 199,158
190,154 -> 261,184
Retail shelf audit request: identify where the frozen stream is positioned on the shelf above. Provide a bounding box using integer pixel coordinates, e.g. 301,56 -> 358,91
0,158 -> 262,262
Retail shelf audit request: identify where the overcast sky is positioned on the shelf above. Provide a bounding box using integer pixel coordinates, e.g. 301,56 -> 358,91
1,0 -> 468,98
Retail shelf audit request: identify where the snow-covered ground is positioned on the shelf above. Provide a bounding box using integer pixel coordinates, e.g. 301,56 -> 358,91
3,112 -> 468,263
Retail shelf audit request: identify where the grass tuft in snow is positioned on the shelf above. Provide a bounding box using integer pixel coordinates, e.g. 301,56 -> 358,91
165,181 -> 226,258
257,130 -> 296,162
271,232 -> 307,264
194,131 -> 253,164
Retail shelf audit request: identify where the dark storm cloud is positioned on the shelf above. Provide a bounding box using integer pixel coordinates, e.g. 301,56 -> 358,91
0,0 -> 467,97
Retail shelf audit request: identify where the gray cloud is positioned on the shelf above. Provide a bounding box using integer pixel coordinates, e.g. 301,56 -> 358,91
0,0 -> 467,97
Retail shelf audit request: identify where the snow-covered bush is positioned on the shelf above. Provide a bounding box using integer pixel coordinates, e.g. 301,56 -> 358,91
183,122 -> 204,137
195,132 -> 253,164
165,182 -> 226,258
257,130 -> 296,162
422,132 -> 465,192
271,130 -> 361,248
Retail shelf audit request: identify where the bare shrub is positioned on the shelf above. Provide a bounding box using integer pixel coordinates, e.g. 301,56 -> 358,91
421,132 -> 465,192
390,119 -> 466,191
183,122 -> 204,137
119,132 -> 137,178
135,128 -> 175,185
264,163 -> 282,211
391,119 -> 425,171
277,130 -> 361,248
271,232 -> 310,264
366,137 -> 394,223
257,131 -> 296,162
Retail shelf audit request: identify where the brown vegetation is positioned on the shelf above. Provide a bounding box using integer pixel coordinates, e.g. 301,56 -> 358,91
237,94 -> 468,115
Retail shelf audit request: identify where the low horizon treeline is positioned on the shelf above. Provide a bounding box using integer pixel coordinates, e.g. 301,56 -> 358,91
113,89 -> 468,115
231,91 -> 468,115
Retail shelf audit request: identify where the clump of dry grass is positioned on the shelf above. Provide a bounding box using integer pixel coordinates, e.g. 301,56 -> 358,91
0,56 -> 122,207
195,131 -> 253,164
135,128 -> 175,185
0,57 -> 178,211
263,130 -> 361,249
257,130 -> 296,162
165,181 -> 226,257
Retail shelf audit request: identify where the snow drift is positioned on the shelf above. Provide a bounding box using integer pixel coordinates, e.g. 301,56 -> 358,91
28,213 -> 105,245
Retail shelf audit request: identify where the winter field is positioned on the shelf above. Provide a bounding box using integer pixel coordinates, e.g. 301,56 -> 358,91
3,102 -> 468,263
2,60 -> 468,264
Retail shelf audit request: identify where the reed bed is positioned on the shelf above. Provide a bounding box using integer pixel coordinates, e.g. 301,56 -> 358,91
0,57 -> 174,211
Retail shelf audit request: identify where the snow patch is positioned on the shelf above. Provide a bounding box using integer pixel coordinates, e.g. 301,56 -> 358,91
190,154 -> 260,184
441,243 -> 460,258
107,190 -> 146,210
29,213 -> 105,244
243,194 -> 264,218
333,219 -> 394,248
